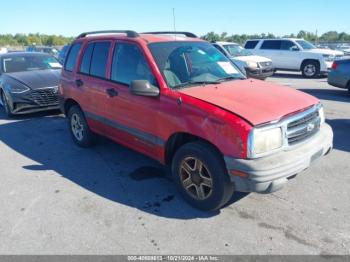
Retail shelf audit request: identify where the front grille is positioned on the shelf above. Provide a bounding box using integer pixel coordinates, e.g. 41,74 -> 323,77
30,87 -> 59,106
286,110 -> 320,145
259,61 -> 272,67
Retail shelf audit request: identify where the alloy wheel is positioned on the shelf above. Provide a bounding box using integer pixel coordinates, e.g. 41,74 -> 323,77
70,113 -> 84,141
304,64 -> 316,77
179,157 -> 213,200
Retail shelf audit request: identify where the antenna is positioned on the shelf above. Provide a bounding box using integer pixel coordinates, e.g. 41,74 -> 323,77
172,8 -> 177,32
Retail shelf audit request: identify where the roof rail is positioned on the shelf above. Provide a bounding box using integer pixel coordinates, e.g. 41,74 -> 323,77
76,30 -> 139,39
142,31 -> 198,38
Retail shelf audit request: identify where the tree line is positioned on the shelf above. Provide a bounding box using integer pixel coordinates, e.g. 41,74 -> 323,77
1,30 -> 349,47
202,30 -> 350,44
0,33 -> 74,46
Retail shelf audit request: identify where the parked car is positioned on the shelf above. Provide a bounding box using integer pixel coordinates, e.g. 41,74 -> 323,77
328,59 -> 350,95
0,52 -> 62,117
244,38 -> 344,78
213,41 -> 274,80
60,30 -> 333,211
58,44 -> 70,65
26,46 -> 59,58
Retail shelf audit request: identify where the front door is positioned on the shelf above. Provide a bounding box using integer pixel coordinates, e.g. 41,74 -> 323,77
104,41 -> 162,157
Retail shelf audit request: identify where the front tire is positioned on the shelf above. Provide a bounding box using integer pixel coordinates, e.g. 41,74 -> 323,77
301,61 -> 320,78
67,105 -> 95,147
1,91 -> 13,118
171,142 -> 234,211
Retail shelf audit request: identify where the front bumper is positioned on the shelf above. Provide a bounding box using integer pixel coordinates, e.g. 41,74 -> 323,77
225,123 -> 333,193
7,90 -> 60,114
246,66 -> 274,80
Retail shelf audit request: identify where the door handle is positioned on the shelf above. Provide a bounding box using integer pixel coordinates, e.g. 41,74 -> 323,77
106,88 -> 118,97
76,79 -> 84,87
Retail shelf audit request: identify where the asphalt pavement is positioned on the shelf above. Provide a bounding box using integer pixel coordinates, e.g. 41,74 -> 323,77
0,72 -> 349,255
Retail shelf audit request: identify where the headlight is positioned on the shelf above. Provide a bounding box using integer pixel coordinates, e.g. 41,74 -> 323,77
323,54 -> 335,62
246,61 -> 259,69
248,127 -> 283,157
9,84 -> 30,94
319,106 -> 325,125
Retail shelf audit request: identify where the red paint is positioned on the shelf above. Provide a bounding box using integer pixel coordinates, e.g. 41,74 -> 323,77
60,34 -> 319,164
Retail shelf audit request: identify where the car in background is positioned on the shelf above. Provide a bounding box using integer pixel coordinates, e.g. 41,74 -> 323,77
60,30 -> 333,211
58,44 -> 70,65
0,52 -> 62,117
245,38 -> 344,78
26,46 -> 59,58
328,59 -> 350,95
213,41 -> 274,80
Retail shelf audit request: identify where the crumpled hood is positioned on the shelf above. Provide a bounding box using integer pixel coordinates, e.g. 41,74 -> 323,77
179,79 -> 319,126
5,69 -> 61,90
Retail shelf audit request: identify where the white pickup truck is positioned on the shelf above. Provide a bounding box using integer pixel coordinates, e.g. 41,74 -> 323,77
244,38 -> 344,78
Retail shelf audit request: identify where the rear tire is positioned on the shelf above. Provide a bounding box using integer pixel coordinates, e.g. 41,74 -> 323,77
67,105 -> 95,147
171,142 -> 234,211
301,61 -> 320,78
1,91 -> 13,118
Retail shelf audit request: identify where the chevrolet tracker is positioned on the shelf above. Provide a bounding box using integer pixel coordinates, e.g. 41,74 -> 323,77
59,30 -> 333,211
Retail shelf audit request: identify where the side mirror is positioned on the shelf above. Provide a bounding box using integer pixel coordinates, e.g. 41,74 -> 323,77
130,80 -> 159,97
291,46 -> 300,51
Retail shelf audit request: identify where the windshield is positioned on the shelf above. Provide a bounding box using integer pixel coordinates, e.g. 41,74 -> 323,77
148,41 -> 245,88
2,54 -> 61,73
224,44 -> 252,57
296,40 -> 316,50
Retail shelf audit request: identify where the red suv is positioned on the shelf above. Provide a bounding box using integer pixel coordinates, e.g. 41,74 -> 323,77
60,30 -> 333,211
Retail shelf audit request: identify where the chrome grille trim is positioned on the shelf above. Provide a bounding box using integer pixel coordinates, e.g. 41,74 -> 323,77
30,86 -> 59,106
248,104 -> 322,159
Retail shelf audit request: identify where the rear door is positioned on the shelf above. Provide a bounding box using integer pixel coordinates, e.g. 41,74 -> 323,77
75,40 -> 112,133
257,40 -> 284,68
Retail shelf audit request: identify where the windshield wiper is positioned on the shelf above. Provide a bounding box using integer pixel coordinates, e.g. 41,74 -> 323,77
173,80 -> 221,89
217,76 -> 243,82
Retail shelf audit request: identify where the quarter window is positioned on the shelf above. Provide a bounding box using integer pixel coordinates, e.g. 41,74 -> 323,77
64,43 -> 82,72
111,43 -> 156,86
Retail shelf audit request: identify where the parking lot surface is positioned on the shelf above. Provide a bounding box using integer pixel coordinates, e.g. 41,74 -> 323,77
0,72 -> 349,255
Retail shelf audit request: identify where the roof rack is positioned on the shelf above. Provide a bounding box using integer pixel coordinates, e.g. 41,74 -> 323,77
76,30 -> 139,39
142,31 -> 198,38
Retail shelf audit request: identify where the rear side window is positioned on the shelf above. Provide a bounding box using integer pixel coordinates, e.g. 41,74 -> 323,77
64,43 -> 82,72
244,41 -> 259,49
80,43 -> 94,74
261,40 -> 282,50
90,42 -> 111,78
111,43 -> 156,86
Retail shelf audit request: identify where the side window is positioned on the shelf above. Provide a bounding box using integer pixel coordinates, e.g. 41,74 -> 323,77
111,43 -> 156,86
281,40 -> 298,51
261,40 -> 282,50
80,43 -> 94,74
244,41 -> 259,49
64,43 -> 82,72
90,42 -> 111,78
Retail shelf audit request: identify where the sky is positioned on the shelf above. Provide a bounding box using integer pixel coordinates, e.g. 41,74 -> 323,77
1,0 -> 349,37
